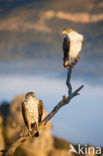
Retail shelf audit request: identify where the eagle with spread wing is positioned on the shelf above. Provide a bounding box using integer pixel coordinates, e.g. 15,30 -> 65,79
22,92 -> 43,137
62,28 -> 84,68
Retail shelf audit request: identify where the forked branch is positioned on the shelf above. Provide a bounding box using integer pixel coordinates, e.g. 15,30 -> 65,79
3,64 -> 83,156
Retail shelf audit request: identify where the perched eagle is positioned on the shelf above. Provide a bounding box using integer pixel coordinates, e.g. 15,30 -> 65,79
62,28 -> 84,68
22,92 -> 43,137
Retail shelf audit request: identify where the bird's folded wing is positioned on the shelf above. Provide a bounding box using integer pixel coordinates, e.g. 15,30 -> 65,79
38,100 -> 43,122
22,101 -> 28,127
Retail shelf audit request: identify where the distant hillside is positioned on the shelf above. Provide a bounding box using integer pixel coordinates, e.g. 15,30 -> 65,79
0,0 -> 103,61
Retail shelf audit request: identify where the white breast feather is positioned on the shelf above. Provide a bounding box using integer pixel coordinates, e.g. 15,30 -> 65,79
69,32 -> 83,59
25,98 -> 39,124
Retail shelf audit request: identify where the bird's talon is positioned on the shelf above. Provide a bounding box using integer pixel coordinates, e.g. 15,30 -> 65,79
70,63 -> 74,68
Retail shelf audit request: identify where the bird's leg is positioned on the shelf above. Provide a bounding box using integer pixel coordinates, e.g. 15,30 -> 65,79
28,130 -> 32,137
71,56 -> 80,68
32,123 -> 39,137
34,123 -> 38,131
66,57 -> 72,69
69,57 -> 72,65
28,123 -> 33,137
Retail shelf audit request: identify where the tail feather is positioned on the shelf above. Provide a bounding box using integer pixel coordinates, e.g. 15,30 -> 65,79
63,60 -> 69,68
34,131 -> 39,137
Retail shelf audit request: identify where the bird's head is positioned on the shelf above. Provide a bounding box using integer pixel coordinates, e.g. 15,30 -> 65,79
25,92 -> 35,99
62,28 -> 75,36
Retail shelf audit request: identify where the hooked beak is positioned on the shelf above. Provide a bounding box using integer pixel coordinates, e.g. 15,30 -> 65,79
62,30 -> 66,35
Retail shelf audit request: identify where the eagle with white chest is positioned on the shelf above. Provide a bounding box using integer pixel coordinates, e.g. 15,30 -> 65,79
22,92 -> 43,137
62,28 -> 84,68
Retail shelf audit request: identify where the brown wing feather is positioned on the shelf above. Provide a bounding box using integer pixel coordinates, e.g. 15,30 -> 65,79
38,100 -> 43,122
22,101 -> 28,128
63,36 -> 70,67
63,36 -> 70,60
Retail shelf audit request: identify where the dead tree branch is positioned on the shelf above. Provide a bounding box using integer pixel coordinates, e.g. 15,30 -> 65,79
66,66 -> 72,95
2,65 -> 84,156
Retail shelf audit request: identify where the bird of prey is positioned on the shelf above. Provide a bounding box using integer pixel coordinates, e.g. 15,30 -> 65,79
22,92 -> 43,137
62,28 -> 84,68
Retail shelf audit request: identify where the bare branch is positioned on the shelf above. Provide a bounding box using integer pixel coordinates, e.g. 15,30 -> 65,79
3,64 -> 84,156
66,66 -> 72,95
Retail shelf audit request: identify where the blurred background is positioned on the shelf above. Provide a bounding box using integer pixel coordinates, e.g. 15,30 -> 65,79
0,0 -> 103,155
